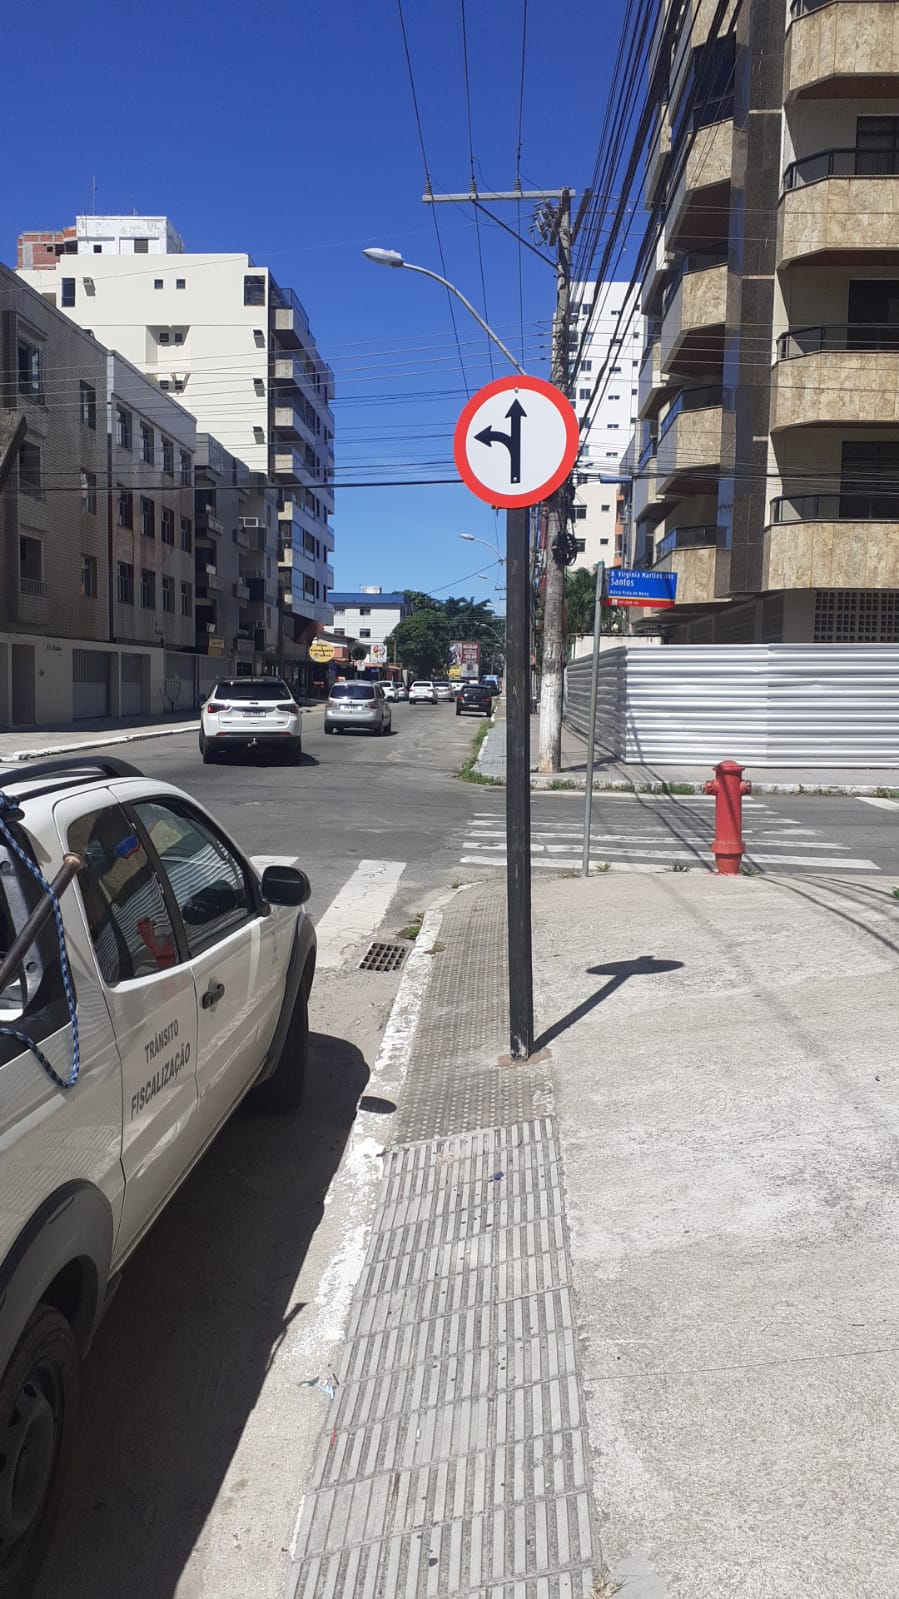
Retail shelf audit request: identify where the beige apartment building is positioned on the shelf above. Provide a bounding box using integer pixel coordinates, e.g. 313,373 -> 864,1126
0,264 -> 200,728
634,0 -> 899,641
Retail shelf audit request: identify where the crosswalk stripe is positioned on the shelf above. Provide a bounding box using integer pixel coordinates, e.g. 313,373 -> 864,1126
314,859 -> 406,969
858,796 -> 899,810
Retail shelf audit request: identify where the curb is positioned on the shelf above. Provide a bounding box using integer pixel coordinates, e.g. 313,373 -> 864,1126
3,722 -> 202,763
509,776 -> 895,796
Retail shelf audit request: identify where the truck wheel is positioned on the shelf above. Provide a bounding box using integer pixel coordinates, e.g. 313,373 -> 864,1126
255,981 -> 309,1113
0,1306 -> 79,1599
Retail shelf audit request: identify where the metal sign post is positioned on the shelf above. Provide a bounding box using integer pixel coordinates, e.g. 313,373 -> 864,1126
581,561 -> 605,878
453,374 -> 579,1061
505,506 -> 533,1057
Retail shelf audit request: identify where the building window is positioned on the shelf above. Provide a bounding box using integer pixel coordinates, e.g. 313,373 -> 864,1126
601,502 -> 611,512
573,506 -> 588,520
578,389 -> 591,400
180,581 -> 192,617
81,469 -> 97,514
81,554 -> 98,598
117,487 -> 133,527
359,606 -> 371,616
117,561 -> 134,604
79,381 -> 97,429
161,437 -> 174,475
18,442 -> 43,499
359,628 -> 371,638
608,423 -> 620,430
244,275 -> 266,306
609,394 -> 620,400
180,450 -> 191,486
158,330 -> 170,344
161,507 -> 175,544
154,279 -> 163,290
140,423 -> 154,464
140,497 -> 155,538
134,239 -> 149,254
612,365 -> 622,373
173,331 -> 184,345
115,407 -> 132,450
180,516 -> 192,552
19,535 -> 43,590
162,575 -> 175,613
140,569 -> 156,609
574,538 -> 587,553
582,360 -> 592,372
60,277 -> 76,307
176,278 -> 185,290
17,341 -> 43,400
93,244 -> 102,254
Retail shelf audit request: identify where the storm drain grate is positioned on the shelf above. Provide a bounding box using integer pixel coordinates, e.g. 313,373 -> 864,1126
359,940 -> 408,974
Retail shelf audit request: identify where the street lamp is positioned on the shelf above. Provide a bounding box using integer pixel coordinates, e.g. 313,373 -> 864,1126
364,245 -> 534,1058
460,532 -> 505,566
363,249 -> 526,377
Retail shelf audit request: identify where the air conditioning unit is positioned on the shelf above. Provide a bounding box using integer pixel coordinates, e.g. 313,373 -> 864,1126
206,623 -> 216,634
239,517 -> 262,528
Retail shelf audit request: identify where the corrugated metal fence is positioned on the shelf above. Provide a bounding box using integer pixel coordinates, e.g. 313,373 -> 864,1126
565,644 -> 899,767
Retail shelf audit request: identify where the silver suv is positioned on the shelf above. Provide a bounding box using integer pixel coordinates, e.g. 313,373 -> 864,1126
0,756 -> 315,1595
324,682 -> 392,735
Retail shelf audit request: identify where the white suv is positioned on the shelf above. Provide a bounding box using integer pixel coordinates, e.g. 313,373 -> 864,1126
409,681 -> 437,705
0,756 -> 316,1595
199,678 -> 302,764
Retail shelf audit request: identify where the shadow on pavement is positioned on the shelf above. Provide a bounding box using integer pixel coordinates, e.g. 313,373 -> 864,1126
535,954 -> 684,1050
34,1030 -> 369,1599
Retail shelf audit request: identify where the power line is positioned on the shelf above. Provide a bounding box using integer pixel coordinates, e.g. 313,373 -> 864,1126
459,0 -> 495,382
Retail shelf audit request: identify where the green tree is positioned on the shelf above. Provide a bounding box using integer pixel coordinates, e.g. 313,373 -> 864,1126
387,609 -> 450,677
564,567 -> 628,638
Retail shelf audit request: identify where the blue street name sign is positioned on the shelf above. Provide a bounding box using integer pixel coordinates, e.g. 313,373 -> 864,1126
607,568 -> 678,608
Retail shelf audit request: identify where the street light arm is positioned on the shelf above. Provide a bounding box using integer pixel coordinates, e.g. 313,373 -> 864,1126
460,533 -> 505,562
400,263 -> 527,376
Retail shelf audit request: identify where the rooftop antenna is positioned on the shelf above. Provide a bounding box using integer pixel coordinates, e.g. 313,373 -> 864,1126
90,176 -> 97,214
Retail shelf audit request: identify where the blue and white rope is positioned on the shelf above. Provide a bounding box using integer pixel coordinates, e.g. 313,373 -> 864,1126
0,793 -> 80,1089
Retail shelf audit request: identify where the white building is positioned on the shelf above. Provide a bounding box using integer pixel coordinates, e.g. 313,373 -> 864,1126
329,588 -> 412,664
19,216 -> 334,665
569,280 -> 643,571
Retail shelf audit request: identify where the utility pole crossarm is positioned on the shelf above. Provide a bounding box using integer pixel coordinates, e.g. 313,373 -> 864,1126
423,190 -> 572,203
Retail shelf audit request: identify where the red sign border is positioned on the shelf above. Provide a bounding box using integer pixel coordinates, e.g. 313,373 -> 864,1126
453,374 -> 580,509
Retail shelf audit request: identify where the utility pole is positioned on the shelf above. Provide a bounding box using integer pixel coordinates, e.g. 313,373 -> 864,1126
423,185 -> 578,773
537,189 -> 572,774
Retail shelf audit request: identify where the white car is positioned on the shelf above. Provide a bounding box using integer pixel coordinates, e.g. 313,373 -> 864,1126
379,682 -> 398,702
433,681 -> 452,703
200,678 -> 302,765
0,755 -> 316,1594
409,681 -> 438,705
394,684 -> 409,702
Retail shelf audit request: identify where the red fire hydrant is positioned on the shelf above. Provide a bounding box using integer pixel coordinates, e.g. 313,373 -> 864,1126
703,759 -> 752,875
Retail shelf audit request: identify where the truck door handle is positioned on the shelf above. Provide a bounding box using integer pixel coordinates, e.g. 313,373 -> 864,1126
202,981 -> 225,1010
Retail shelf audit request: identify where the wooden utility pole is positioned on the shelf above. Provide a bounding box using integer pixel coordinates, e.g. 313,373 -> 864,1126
537,189 -> 572,774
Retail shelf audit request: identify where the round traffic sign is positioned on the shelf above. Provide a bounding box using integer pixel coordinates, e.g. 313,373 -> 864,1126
453,375 -> 579,508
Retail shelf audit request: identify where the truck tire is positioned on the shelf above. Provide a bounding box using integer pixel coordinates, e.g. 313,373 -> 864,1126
0,1306 -> 79,1599
254,981 -> 309,1113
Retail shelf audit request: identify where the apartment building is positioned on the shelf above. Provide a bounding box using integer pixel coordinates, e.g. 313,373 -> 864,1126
570,280 -> 642,571
329,589 -> 412,664
634,0 -> 899,641
19,216 -> 335,665
191,434 -> 279,687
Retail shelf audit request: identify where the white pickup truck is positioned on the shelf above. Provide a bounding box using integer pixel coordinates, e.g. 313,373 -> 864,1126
0,756 -> 316,1597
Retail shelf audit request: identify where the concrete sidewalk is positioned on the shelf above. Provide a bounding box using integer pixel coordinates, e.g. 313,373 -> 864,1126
0,704 -> 325,763
289,865 -> 899,1598
476,708 -> 899,795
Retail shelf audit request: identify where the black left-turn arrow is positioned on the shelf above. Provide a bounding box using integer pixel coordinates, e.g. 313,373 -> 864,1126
475,398 -> 526,484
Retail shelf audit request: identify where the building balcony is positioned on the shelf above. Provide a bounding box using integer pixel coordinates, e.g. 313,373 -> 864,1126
785,0 -> 899,101
666,117 -> 733,249
236,516 -> 263,549
638,332 -> 673,420
633,440 -> 667,526
660,251 -> 727,372
198,507 -> 224,536
656,386 -> 723,491
273,445 -> 315,484
17,577 -> 49,627
779,148 -> 899,264
767,491 -> 899,585
641,227 -> 669,318
654,523 -> 719,561
652,541 -> 718,605
272,356 -> 334,423
772,326 -> 899,428
645,103 -> 671,208
234,580 -> 250,601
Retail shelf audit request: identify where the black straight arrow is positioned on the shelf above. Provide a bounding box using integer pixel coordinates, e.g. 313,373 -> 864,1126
475,398 -> 526,484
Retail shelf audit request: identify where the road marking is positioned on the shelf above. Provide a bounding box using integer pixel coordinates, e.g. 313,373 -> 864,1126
858,796 -> 899,810
314,859 -> 406,969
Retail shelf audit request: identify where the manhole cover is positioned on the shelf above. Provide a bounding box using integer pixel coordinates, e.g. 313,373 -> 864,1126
359,941 -> 408,974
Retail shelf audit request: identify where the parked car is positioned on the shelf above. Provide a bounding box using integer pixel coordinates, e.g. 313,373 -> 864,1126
199,678 -> 302,765
450,681 -> 464,698
409,681 -> 438,705
0,755 -> 316,1596
324,682 -> 392,734
432,681 -> 453,703
394,684 -> 409,701
456,682 -> 494,717
380,682 -> 398,702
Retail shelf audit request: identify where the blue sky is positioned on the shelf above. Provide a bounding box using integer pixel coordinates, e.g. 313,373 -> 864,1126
3,0 -> 628,608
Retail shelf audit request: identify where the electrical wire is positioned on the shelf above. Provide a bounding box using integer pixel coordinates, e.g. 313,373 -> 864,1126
459,0 -> 495,382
